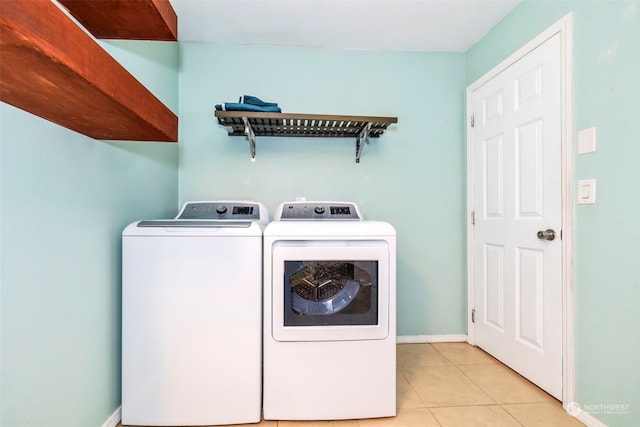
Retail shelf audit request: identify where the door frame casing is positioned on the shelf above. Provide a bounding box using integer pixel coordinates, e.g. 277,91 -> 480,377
465,13 -> 574,405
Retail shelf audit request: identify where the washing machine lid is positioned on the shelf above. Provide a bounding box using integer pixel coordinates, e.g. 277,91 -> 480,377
123,200 -> 268,236
137,219 -> 252,228
176,201 -> 267,222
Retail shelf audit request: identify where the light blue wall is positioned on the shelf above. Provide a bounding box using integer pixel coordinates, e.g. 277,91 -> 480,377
179,44 -> 467,336
466,1 -> 640,425
0,41 -> 179,426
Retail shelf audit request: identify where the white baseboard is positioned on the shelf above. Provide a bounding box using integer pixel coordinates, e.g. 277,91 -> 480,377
574,409 -> 608,427
397,334 -> 468,344
102,406 -> 121,427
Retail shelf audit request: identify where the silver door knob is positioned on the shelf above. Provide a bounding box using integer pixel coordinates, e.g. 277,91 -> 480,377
537,229 -> 556,241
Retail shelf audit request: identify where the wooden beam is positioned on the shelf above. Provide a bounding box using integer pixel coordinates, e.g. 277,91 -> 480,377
0,0 -> 178,142
59,0 -> 178,41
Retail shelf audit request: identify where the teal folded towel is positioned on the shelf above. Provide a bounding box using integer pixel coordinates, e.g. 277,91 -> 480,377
215,95 -> 281,113
240,95 -> 279,108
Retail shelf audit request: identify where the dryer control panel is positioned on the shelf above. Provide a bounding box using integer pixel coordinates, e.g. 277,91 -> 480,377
177,201 -> 262,220
277,201 -> 361,220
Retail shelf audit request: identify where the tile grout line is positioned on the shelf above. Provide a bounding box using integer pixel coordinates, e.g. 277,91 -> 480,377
427,345 -> 527,426
451,360 -> 498,402
499,403 -> 527,427
434,343 -> 501,408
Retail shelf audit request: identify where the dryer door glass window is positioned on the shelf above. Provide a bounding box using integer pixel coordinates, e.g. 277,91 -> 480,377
283,260 -> 378,327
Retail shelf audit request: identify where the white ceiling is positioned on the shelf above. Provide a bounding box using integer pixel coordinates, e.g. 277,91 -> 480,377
169,0 -> 520,52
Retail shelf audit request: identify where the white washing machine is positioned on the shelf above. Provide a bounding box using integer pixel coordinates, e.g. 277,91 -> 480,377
263,201 -> 396,420
121,201 -> 268,426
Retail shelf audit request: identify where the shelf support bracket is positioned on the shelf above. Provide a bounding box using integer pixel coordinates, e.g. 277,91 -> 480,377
242,117 -> 257,162
355,122 -> 373,163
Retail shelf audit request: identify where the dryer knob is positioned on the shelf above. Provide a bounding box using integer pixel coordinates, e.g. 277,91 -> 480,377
314,206 -> 325,215
216,205 -> 228,214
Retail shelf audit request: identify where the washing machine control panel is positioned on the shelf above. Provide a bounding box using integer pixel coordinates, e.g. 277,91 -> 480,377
177,202 -> 262,220
278,202 -> 361,220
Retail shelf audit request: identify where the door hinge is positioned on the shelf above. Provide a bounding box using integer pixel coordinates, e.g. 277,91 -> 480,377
471,210 -> 476,225
471,309 -> 476,323
560,229 -> 563,240
470,114 -> 475,128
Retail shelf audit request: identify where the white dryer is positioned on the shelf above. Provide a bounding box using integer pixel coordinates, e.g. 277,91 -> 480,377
122,201 -> 268,426
263,201 -> 396,420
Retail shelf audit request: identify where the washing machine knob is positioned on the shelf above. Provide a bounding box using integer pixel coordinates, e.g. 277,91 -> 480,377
216,205 -> 228,214
314,206 -> 325,215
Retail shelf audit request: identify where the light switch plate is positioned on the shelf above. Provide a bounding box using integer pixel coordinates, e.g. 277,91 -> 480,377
578,127 -> 597,154
578,179 -> 596,204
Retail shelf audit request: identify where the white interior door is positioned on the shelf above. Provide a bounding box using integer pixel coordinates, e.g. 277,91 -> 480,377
470,33 -> 562,399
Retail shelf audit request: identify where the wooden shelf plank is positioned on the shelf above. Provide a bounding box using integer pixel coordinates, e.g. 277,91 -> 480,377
0,0 -> 178,142
59,0 -> 177,41
215,110 -> 398,124
215,110 -> 397,162
215,110 -> 397,138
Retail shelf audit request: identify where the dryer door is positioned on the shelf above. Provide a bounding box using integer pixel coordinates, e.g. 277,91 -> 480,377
271,241 -> 390,342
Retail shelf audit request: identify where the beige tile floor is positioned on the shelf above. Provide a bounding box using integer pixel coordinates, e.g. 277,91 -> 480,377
120,343 -> 584,427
